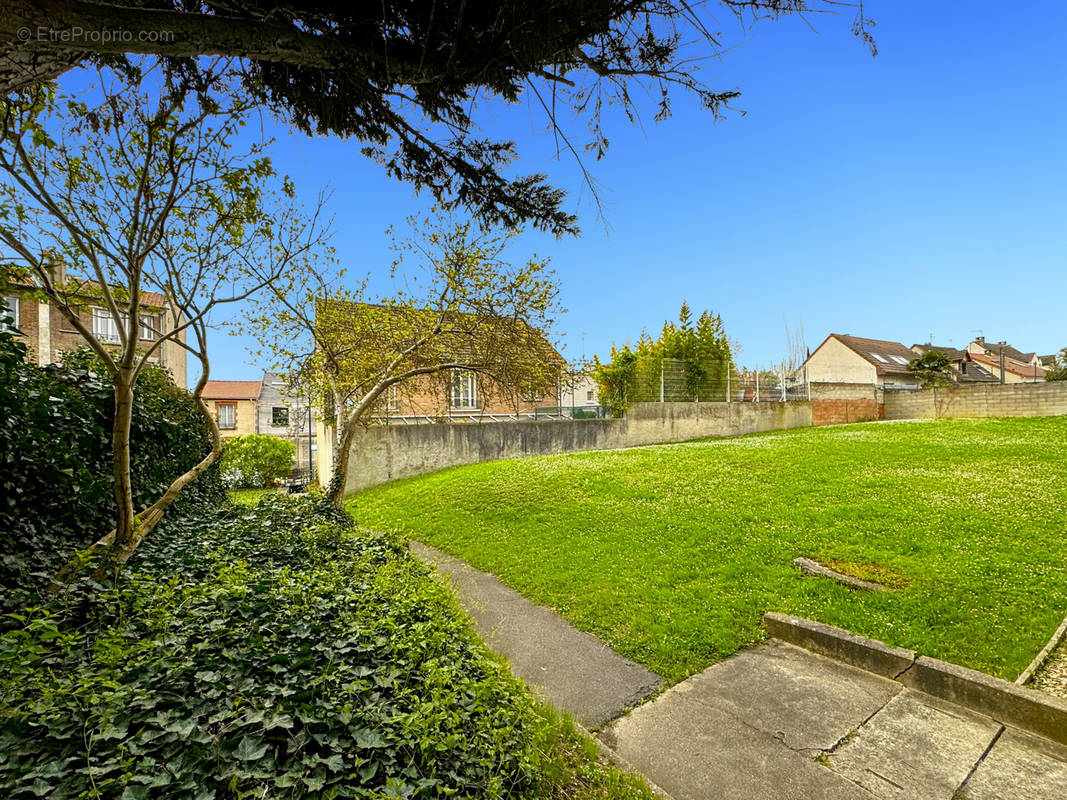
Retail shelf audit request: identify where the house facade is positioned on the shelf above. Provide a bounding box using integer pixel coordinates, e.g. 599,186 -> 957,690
202,380 -> 261,440
372,368 -> 563,423
257,373 -> 317,472
963,338 -> 1047,383
202,374 -> 317,473
3,274 -> 187,386
802,334 -> 922,390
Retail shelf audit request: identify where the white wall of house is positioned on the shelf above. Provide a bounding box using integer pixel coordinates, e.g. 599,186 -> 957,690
804,337 -> 878,384
559,372 -> 599,408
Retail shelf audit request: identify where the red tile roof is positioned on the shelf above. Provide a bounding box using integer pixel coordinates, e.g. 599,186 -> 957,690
967,352 -> 1047,380
6,274 -> 168,308
202,380 -> 262,400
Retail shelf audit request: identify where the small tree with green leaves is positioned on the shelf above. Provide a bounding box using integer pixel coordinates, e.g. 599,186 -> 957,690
593,303 -> 733,410
1044,348 -> 1067,381
0,60 -> 329,579
244,209 -> 562,505
908,350 -> 954,389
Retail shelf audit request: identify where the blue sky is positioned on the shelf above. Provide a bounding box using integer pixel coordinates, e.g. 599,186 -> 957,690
197,2 -> 1067,377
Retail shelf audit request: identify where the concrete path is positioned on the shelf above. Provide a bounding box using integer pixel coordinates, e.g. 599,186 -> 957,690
413,544 -> 1067,798
411,541 -> 662,729
600,639 -> 1067,800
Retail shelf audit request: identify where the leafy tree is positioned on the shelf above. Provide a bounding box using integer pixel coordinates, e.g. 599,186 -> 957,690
0,60 -> 329,577
593,302 -> 732,410
244,209 -> 562,505
221,435 -> 296,489
1045,348 -> 1067,382
2,1 -> 874,233
908,350 -> 953,389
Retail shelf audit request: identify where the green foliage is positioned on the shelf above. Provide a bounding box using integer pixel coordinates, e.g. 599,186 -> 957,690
0,335 -> 223,605
593,304 -> 732,413
0,496 -> 649,799
222,434 -> 296,489
907,350 -> 953,389
351,417 -> 1067,685
1045,348 -> 1067,381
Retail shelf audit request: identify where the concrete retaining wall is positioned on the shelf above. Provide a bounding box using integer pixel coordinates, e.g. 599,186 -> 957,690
343,400 -> 812,494
884,381 -> 1067,420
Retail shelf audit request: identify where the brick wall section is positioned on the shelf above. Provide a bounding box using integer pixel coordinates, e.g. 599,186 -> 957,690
884,381 -> 1067,419
341,400 -> 813,495
810,383 -> 885,426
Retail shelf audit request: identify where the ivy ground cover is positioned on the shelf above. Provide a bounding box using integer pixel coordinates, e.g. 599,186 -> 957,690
0,496 -> 651,799
348,417 -> 1067,684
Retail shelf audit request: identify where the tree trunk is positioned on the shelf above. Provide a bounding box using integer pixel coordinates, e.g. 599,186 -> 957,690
103,371 -> 137,579
48,383 -> 223,591
327,420 -> 355,507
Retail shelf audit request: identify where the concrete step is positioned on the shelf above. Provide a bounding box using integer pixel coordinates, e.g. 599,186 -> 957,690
600,641 -> 897,799
826,689 -> 1001,799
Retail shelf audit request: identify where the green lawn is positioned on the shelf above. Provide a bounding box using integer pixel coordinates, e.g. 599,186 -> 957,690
347,417 -> 1067,684
227,487 -> 282,505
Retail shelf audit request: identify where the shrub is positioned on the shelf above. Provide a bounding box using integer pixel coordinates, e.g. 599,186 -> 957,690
0,496 -> 651,799
221,434 -> 296,488
0,334 -> 224,606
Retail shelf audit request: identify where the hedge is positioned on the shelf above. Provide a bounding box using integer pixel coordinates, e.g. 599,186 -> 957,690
0,332 -> 224,607
221,434 -> 296,488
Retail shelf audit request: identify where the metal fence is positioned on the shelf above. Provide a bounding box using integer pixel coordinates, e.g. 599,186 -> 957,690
629,358 -> 810,404
370,405 -> 614,425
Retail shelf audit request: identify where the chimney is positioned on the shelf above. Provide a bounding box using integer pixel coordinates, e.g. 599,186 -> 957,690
976,336 -> 985,343
45,261 -> 67,288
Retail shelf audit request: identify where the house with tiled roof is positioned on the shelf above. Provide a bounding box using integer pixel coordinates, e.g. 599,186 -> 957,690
909,344 -> 998,384
202,379 -> 262,440
964,338 -> 1047,383
2,266 -> 186,385
801,334 -> 923,389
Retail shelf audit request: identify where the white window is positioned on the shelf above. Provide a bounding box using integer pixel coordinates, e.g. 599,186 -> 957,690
891,355 -> 910,365
449,370 -> 478,409
870,353 -> 888,363
1,295 -> 18,331
586,390 -> 595,402
92,307 -> 124,343
217,403 -> 236,429
384,385 -> 399,412
139,313 -> 160,340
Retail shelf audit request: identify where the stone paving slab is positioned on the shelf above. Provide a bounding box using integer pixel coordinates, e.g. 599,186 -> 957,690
601,689 -> 876,800
410,541 -> 662,729
960,727 -> 1067,800
672,639 -> 901,752
600,641 -> 896,799
827,689 -> 1002,800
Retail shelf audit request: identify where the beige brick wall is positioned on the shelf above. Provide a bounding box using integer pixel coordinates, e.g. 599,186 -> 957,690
884,382 -> 1067,419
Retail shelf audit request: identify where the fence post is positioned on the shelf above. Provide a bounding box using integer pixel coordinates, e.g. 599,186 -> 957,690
659,361 -> 664,403
755,367 -> 760,403
806,367 -> 811,402
726,362 -> 731,403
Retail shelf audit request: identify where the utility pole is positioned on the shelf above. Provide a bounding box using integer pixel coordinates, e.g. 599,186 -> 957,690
998,341 -> 1006,384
